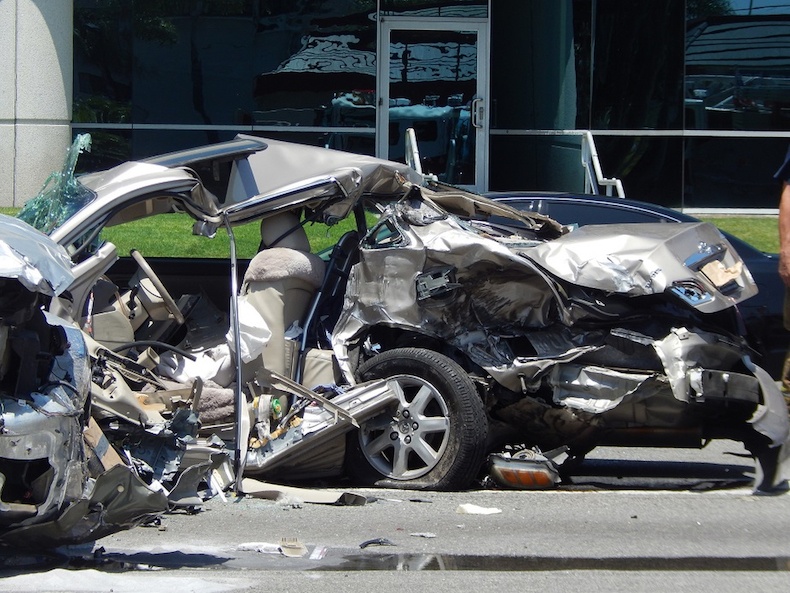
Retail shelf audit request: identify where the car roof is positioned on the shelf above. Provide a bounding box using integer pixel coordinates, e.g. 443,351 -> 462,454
486,191 -> 698,222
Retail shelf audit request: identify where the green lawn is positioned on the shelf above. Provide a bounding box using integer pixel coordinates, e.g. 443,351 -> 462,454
96,214 -> 359,259
699,216 -> 779,254
2,206 -> 780,256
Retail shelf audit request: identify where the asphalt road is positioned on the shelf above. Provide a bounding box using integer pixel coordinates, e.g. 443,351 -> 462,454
1,440 -> 788,593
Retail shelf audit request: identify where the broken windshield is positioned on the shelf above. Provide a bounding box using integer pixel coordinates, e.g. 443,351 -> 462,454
17,134 -> 97,240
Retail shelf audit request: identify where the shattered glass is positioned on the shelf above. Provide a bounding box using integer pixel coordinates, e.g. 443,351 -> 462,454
17,134 -> 96,239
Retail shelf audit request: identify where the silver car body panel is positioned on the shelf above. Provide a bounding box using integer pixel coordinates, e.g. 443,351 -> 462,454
525,221 -> 758,312
0,214 -> 74,295
0,218 -> 169,547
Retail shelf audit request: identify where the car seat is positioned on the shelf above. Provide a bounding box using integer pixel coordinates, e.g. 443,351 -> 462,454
240,212 -> 325,380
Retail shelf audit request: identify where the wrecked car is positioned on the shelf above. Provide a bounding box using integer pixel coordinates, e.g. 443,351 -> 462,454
17,133 -> 790,497
0,214 -> 168,548
486,191 -> 789,380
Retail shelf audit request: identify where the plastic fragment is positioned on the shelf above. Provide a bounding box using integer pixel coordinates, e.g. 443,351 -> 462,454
359,537 -> 397,548
279,537 -> 308,557
456,503 -> 502,515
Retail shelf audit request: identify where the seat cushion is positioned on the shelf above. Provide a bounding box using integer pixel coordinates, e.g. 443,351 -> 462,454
243,247 -> 325,289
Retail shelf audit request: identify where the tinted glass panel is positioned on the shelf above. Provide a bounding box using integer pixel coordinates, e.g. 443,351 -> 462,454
489,135 -> 588,193
686,2 -> 790,131
595,136 -> 683,207
491,0 -> 581,130
252,2 -> 377,129
491,0 -> 683,132
590,0 -> 684,130
74,1 -> 378,127
73,2 -> 133,125
571,0 -> 592,129
381,1 -> 487,17
71,128 -> 132,173
684,136 -> 788,208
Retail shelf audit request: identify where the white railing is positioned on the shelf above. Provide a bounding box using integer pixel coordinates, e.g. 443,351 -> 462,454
580,131 -> 625,198
408,127 -> 625,197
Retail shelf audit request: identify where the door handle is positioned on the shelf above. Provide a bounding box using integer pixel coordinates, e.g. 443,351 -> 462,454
471,98 -> 484,129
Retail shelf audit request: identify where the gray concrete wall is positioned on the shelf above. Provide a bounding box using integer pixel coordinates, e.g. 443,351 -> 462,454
0,0 -> 73,208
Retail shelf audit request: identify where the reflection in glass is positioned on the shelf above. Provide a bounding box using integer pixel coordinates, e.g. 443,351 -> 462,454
74,1 -> 380,128
595,136 -> 683,207
489,135 -> 588,193
254,22 -> 377,130
381,0 -> 487,18
73,1 -> 133,125
255,131 -> 376,157
71,129 -> 132,174
588,0 -> 684,130
388,30 -> 478,185
686,5 -> 790,130
252,2 -> 377,130
684,136 -> 788,208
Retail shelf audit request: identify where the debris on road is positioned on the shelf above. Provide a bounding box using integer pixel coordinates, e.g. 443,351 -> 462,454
456,504 -> 502,515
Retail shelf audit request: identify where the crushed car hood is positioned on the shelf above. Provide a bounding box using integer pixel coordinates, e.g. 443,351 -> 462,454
524,221 -> 758,313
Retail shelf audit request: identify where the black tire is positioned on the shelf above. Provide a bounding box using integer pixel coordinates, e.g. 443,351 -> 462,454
348,347 -> 488,490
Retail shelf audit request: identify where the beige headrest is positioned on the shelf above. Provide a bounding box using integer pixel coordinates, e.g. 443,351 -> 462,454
260,212 -> 311,252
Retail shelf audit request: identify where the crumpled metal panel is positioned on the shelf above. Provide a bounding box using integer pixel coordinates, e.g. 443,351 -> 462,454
488,346 -> 599,393
0,317 -> 91,528
327,185 -> 790,491
0,215 -> 170,545
225,136 -> 424,207
549,364 -> 657,413
524,222 -> 758,312
332,202 -> 558,381
52,163 -> 209,247
653,327 -> 750,403
0,214 -> 74,296
743,357 -> 790,448
0,464 -> 168,549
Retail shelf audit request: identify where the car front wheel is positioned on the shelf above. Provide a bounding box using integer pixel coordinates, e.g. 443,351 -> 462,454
350,347 -> 488,490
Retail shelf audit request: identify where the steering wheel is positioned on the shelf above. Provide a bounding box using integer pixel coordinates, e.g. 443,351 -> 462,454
130,249 -> 185,325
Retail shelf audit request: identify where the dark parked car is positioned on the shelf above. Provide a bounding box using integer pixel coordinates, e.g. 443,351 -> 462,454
487,191 -> 788,381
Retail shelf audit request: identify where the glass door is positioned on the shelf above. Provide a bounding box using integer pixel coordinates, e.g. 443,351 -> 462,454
377,18 -> 489,191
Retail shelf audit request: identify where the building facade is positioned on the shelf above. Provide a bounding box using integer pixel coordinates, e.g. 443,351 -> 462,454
3,0 -> 790,211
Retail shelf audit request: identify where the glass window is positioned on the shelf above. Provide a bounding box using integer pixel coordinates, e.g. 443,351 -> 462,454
71,129 -> 132,174
74,1 -> 379,128
491,1 -> 683,132
491,0 -> 582,130
252,1 -> 378,129
489,135 -> 588,192
590,0 -> 684,130
595,136 -> 683,207
686,2 -> 790,131
571,0 -> 592,129
381,1 -> 487,18
684,136 -> 787,208
253,130 -> 376,156
73,1 -> 133,125
131,3 -> 259,126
